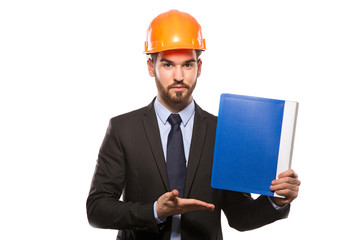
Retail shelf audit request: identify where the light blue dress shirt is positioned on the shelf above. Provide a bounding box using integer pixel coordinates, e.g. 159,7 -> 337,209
152,97 -> 284,239
153,97 -> 195,240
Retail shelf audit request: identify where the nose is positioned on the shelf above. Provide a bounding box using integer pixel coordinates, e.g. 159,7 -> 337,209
173,65 -> 183,82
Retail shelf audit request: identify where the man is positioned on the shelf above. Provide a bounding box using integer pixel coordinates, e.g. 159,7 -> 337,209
87,10 -> 300,240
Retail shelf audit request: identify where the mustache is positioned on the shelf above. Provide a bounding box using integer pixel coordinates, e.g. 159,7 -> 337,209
167,82 -> 190,90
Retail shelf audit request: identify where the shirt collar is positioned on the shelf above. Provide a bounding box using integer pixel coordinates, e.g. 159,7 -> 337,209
154,97 -> 195,127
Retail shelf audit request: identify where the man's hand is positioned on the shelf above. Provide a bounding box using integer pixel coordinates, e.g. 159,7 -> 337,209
270,169 -> 301,206
156,189 -> 215,219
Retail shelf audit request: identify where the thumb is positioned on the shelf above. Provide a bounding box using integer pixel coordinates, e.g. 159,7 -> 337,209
162,189 -> 178,201
169,189 -> 179,200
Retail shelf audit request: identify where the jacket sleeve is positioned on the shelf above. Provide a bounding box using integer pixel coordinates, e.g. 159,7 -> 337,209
221,190 -> 290,232
86,119 -> 159,233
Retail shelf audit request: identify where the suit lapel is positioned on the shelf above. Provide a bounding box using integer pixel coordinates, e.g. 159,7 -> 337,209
142,100 -> 209,196
142,100 -> 170,191
184,104 -> 208,198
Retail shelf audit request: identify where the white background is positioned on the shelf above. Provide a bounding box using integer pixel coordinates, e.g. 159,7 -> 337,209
1,0 -> 359,239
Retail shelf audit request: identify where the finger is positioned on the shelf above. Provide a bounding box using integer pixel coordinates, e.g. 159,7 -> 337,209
178,198 -> 215,212
182,204 -> 215,213
179,198 -> 215,211
272,177 -> 301,186
270,182 -> 299,192
278,169 -> 298,179
274,188 -> 298,200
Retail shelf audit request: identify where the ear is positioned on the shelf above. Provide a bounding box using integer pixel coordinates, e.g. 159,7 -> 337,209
147,58 -> 155,77
197,58 -> 202,78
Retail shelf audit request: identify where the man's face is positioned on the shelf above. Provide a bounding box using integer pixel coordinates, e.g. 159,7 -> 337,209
147,49 -> 202,110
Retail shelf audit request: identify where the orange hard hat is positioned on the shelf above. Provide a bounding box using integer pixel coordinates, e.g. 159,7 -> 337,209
145,10 -> 206,53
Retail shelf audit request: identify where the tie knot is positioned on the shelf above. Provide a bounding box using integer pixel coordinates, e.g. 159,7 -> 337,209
168,114 -> 182,127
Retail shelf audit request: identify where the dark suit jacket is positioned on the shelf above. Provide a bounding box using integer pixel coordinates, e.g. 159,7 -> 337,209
86,99 -> 290,240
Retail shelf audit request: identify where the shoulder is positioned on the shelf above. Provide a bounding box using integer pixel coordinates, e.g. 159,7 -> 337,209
108,101 -> 154,129
195,102 -> 217,122
194,102 -> 218,135
111,106 -> 146,122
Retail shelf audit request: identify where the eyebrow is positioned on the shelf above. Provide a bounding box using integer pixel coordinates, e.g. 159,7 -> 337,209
160,58 -> 197,64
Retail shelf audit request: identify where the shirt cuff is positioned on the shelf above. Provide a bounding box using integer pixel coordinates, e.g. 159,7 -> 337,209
153,201 -> 167,224
267,196 -> 288,211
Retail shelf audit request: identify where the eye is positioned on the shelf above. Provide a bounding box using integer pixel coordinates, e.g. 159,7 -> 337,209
183,63 -> 193,69
163,63 -> 172,69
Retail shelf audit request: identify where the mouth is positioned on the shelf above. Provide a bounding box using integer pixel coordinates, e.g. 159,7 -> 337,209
169,84 -> 188,92
172,86 -> 186,91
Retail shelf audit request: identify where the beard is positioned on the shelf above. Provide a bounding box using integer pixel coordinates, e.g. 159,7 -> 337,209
155,76 -> 197,106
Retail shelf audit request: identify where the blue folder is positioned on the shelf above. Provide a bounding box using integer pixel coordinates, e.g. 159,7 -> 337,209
211,94 -> 298,197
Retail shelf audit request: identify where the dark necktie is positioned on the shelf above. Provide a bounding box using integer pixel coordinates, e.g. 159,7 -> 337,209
166,114 -> 186,198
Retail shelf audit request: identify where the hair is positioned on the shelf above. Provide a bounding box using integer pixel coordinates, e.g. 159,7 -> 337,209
148,50 -> 203,64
